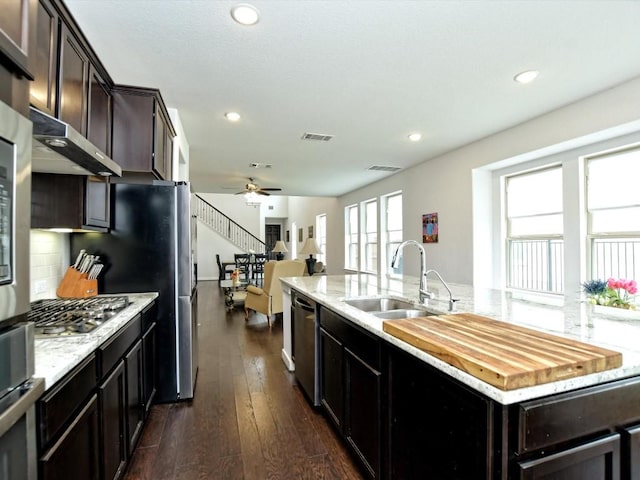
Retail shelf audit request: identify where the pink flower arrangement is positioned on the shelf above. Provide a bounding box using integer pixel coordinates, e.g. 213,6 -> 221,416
607,278 -> 638,295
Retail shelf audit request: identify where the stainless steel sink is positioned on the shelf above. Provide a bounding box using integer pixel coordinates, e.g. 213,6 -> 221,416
371,309 -> 436,320
344,297 -> 438,320
344,297 -> 418,312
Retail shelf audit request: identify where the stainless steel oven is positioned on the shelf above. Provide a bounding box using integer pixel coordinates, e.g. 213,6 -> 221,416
0,99 -> 31,327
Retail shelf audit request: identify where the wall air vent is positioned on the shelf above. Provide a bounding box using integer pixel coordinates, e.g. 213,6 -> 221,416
301,132 -> 334,141
249,162 -> 272,168
368,165 -> 403,172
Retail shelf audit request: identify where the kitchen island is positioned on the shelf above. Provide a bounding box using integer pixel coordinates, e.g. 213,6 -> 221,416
281,274 -> 640,479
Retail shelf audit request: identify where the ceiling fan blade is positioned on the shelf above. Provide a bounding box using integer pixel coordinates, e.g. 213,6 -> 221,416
256,191 -> 270,196
259,187 -> 282,192
234,190 -> 247,195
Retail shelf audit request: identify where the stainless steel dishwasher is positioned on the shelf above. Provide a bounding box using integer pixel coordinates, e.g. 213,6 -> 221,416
293,291 -> 320,406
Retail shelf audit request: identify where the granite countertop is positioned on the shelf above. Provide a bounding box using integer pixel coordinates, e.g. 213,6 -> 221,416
280,274 -> 640,405
34,292 -> 158,390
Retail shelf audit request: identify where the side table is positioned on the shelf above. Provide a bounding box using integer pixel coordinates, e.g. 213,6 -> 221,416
220,279 -> 249,311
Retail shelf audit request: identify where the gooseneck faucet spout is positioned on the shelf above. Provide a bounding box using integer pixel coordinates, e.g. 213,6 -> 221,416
425,269 -> 459,311
391,240 -> 432,304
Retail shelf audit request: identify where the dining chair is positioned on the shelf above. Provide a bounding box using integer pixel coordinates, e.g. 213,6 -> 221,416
252,253 -> 268,285
216,254 -> 235,284
234,253 -> 251,280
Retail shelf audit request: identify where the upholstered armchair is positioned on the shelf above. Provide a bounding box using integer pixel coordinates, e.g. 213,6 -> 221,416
244,260 -> 305,326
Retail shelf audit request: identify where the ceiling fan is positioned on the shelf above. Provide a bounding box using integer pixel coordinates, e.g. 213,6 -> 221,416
235,177 -> 282,196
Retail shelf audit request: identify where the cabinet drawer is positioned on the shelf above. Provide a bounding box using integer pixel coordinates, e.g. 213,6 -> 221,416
38,354 -> 98,448
320,306 -> 380,369
518,377 -> 640,453
99,314 -> 141,379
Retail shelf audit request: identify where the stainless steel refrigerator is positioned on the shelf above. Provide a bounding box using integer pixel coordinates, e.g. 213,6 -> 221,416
71,181 -> 198,402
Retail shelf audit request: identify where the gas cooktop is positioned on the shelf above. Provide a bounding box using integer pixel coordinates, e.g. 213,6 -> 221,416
29,296 -> 129,337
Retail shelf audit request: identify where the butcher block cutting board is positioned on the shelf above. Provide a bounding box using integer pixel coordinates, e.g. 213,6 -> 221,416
382,313 -> 622,390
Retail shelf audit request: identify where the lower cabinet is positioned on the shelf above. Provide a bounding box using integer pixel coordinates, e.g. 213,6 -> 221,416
99,361 -> 127,480
39,394 -> 100,480
37,300 -> 157,480
622,425 -> 640,480
319,306 -> 382,479
518,434 -> 621,480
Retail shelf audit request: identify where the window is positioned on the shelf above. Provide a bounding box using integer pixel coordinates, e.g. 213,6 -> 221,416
362,199 -> 378,272
587,147 -> 640,280
316,214 -> 327,266
383,192 -> 402,275
505,166 -> 564,293
345,205 -> 358,270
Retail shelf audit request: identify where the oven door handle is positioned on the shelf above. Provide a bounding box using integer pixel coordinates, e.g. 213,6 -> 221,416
0,377 -> 44,437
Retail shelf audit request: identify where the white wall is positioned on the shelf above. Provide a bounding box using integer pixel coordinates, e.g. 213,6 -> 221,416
336,76 -> 640,285
30,231 -> 70,300
168,108 -> 190,182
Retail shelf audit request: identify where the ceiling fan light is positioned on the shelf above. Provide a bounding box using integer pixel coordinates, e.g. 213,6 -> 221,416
245,191 -> 262,206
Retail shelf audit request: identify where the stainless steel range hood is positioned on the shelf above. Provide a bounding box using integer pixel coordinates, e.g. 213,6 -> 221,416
30,107 -> 122,177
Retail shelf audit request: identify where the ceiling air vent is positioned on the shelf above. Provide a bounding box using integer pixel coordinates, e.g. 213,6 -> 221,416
249,162 -> 272,168
301,132 -> 333,141
368,165 -> 402,172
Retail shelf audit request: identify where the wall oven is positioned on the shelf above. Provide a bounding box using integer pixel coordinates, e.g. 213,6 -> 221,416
0,98 -> 31,326
0,99 -> 39,479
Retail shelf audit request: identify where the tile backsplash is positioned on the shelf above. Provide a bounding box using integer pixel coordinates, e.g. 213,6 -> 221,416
30,230 -> 70,300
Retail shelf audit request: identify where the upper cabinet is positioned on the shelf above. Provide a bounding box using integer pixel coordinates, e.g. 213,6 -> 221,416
58,22 -> 89,135
112,86 -> 175,181
88,66 -> 111,156
30,0 -> 58,115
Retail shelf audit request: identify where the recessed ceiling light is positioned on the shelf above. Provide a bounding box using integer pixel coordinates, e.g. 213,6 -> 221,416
225,112 -> 241,122
514,70 -> 539,84
231,4 -> 260,25
408,133 -> 422,142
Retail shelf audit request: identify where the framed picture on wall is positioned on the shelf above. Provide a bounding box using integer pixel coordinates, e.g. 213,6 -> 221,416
308,225 -> 314,238
298,228 -> 303,242
422,212 -> 439,243
285,230 -> 290,242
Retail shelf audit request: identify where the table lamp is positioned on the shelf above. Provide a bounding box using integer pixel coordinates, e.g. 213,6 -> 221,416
272,240 -> 288,261
300,237 -> 322,275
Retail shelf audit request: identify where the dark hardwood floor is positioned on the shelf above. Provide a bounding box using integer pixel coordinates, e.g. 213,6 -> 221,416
124,281 -> 363,480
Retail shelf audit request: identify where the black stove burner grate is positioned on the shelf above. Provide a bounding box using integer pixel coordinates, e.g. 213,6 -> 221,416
29,296 -> 129,336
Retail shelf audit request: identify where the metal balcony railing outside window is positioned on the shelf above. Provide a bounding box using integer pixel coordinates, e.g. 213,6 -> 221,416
508,239 -> 564,293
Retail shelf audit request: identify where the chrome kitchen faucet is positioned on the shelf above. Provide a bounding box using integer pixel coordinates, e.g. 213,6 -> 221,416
391,240 -> 432,304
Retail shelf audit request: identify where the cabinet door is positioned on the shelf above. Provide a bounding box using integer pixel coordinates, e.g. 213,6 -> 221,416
345,347 -> 382,479
153,106 -> 171,179
519,434 -> 620,480
40,394 -> 100,480
142,322 -> 157,417
622,425 -> 640,480
30,0 -> 58,114
320,327 -> 343,429
99,360 -> 127,480
58,24 -> 89,134
84,175 -> 110,228
87,66 -> 111,155
125,339 -> 144,455
112,90 -> 154,172
388,346 -> 493,479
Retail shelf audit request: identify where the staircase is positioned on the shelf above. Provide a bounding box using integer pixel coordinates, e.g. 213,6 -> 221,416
194,194 -> 266,253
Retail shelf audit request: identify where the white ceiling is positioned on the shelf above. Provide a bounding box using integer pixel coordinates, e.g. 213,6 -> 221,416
64,0 -> 640,197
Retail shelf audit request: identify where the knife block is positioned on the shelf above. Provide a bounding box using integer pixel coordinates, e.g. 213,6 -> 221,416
56,267 -> 98,298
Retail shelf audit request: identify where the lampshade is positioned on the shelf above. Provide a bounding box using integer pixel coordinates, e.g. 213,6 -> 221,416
300,238 -> 322,256
272,240 -> 288,253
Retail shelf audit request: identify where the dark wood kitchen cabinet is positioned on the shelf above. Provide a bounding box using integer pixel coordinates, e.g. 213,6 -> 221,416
99,360 -> 127,480
112,85 -> 175,181
87,65 -> 112,155
58,22 -> 89,135
37,354 -> 100,480
30,0 -> 58,115
31,172 -> 110,230
387,344 -> 493,480
125,339 -> 144,455
319,306 -> 383,479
